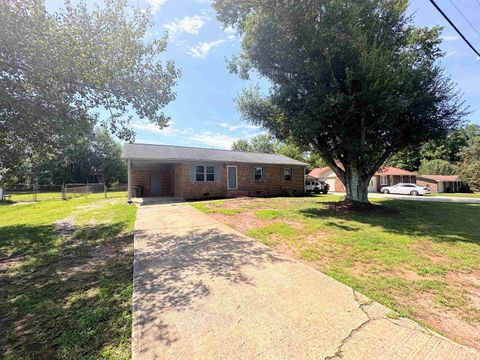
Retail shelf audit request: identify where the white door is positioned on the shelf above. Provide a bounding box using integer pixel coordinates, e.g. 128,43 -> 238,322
227,166 -> 238,190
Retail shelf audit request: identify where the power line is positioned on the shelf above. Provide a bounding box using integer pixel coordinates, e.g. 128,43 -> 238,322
447,0 -> 480,39
476,0 -> 480,10
428,0 -> 480,58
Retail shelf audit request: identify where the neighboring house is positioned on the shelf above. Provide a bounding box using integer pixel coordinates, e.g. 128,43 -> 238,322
416,175 -> 463,193
308,166 -> 416,193
121,143 -> 306,200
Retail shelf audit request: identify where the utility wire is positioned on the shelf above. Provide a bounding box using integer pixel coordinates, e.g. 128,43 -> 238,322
476,0 -> 480,10
428,0 -> 480,58
447,0 -> 480,39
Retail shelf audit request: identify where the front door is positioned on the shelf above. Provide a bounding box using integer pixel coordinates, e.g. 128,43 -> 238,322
150,173 -> 162,196
150,171 -> 173,196
227,166 -> 237,190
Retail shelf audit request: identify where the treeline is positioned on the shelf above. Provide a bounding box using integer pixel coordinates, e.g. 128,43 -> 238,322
386,124 -> 480,189
5,128 -> 126,187
232,134 -> 326,170
234,124 -> 480,190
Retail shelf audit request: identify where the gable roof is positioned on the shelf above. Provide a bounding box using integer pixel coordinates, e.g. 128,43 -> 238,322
374,166 -> 415,176
121,143 -> 307,166
417,174 -> 461,182
309,165 -> 414,178
308,167 -> 331,178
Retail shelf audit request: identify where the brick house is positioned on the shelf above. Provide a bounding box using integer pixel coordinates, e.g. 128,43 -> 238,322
308,166 -> 416,193
121,143 -> 306,201
416,175 -> 463,193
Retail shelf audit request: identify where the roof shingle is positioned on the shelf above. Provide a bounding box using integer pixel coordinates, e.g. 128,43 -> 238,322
121,143 -> 307,166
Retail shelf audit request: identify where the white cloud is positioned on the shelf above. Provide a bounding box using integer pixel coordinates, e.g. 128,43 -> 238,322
441,35 -> 459,41
219,122 -> 258,131
132,120 -> 175,135
187,39 -> 225,58
132,121 -> 263,149
190,131 -> 238,148
445,51 -> 458,58
146,0 -> 167,14
164,15 -> 209,37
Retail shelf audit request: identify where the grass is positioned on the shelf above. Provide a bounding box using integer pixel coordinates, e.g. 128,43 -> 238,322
0,195 -> 136,359
8,191 -> 127,202
428,192 -> 480,198
194,195 -> 480,350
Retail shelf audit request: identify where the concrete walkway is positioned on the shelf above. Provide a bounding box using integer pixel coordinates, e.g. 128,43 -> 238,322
132,203 -> 479,360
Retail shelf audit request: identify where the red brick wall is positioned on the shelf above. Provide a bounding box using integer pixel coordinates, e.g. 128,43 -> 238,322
131,165 -> 175,197
334,178 -> 345,192
132,162 -> 305,199
179,163 -> 305,200
417,178 -> 438,193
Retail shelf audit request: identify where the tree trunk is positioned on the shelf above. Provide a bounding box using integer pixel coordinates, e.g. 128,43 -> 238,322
343,167 -> 370,205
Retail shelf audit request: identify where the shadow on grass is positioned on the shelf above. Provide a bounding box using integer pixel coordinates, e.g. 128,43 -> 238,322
0,222 -> 133,359
299,199 -> 480,245
133,227 -> 286,354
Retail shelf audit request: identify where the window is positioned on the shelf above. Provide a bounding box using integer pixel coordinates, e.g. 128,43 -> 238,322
196,166 -> 205,182
284,167 -> 292,181
254,167 -> 263,181
206,166 -> 215,182
380,175 -> 387,186
196,165 -> 215,182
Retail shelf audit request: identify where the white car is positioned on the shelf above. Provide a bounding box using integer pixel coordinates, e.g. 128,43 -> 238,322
380,183 -> 431,196
305,180 -> 329,194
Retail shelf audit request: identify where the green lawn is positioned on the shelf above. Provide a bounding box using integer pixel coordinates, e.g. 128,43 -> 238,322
0,196 -> 136,359
428,192 -> 480,198
192,195 -> 480,350
8,191 -> 127,202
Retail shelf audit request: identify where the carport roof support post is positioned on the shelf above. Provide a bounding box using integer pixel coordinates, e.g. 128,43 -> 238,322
128,159 -> 132,202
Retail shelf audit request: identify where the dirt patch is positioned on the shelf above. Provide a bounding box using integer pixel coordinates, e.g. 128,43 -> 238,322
12,202 -> 35,206
352,262 -> 375,277
0,255 -> 24,271
54,217 -> 76,235
395,285 -> 480,351
413,240 -> 450,264
210,211 -> 276,233
322,201 -> 400,216
447,271 -> 480,310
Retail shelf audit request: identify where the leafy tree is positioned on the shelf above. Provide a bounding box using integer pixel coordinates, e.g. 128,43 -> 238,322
306,152 -> 327,172
275,142 -> 306,162
249,134 -> 278,153
458,137 -> 480,190
418,159 -> 457,175
33,128 -> 126,185
0,0 -> 179,180
215,0 -> 465,205
92,129 -> 127,186
232,139 -> 252,152
385,147 -> 421,172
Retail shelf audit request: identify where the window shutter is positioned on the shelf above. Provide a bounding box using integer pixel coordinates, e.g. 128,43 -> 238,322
189,164 -> 196,182
262,167 -> 267,181
214,165 -> 220,182
251,167 -> 255,182
291,167 -> 294,180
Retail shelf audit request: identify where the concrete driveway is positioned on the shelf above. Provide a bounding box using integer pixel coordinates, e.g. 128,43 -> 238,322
132,202 -> 479,360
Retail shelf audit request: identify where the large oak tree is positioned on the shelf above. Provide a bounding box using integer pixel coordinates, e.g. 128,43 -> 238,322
214,0 -> 465,204
0,0 -> 179,180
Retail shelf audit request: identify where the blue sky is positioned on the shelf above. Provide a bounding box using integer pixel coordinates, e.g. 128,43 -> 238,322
47,0 -> 480,149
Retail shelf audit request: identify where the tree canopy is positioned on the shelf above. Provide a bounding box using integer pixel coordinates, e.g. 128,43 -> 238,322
214,0 -> 465,204
231,133 -> 324,170
0,0 -> 179,181
6,128 -> 127,187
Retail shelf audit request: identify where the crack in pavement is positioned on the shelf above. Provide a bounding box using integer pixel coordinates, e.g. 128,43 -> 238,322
323,289 -> 374,359
323,288 -> 457,360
